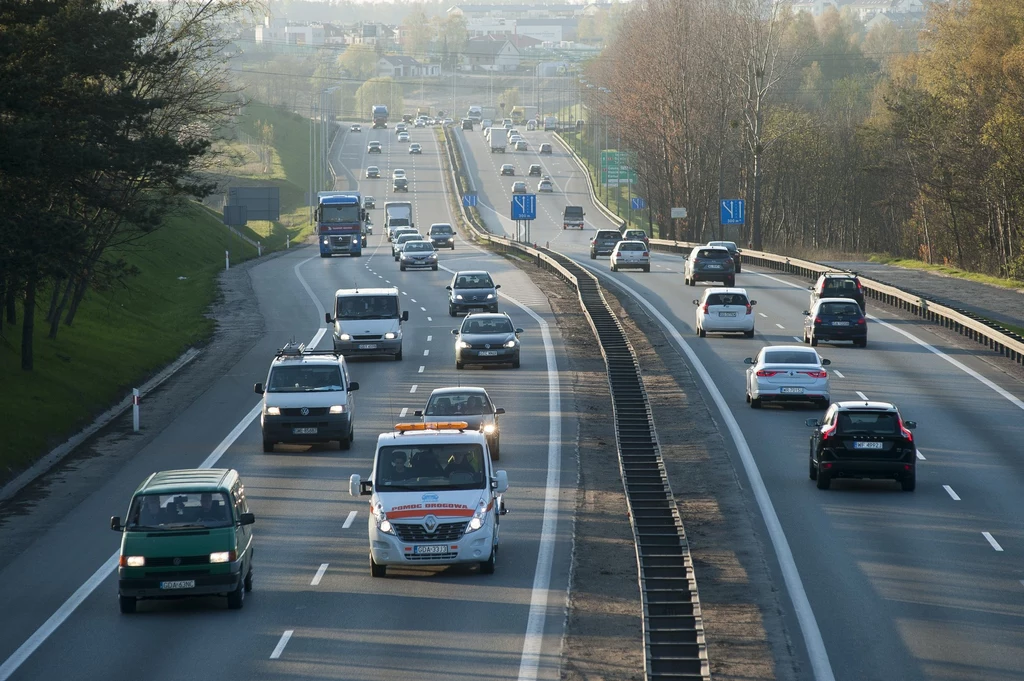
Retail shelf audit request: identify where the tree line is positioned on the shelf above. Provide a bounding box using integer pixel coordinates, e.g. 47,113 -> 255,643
595,0 -> 1024,279
0,0 -> 247,370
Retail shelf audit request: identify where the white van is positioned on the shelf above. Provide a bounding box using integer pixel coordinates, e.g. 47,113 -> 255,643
350,422 -> 509,577
325,287 -> 408,360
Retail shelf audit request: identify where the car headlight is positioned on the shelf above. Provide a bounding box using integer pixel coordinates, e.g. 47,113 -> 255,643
265,406 -> 280,416
373,504 -> 395,535
446,237 -> 454,242
483,424 -> 496,435
458,340 -> 471,349
428,253 -> 437,260
339,333 -> 351,341
504,340 -> 516,348
486,293 -> 494,300
209,551 -> 234,564
455,294 -> 464,300
125,555 -> 145,567
466,500 -> 488,533
329,405 -> 346,414
384,332 -> 397,340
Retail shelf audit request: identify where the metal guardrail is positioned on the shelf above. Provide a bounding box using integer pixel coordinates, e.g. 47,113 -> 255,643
552,134 -> 1024,367
440,128 -> 711,681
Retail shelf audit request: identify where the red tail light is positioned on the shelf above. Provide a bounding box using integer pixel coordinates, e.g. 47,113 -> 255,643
821,423 -> 837,441
756,369 -> 779,377
857,317 -> 866,325
801,370 -> 828,378
642,251 -> 649,257
814,317 -> 823,325
899,419 -> 913,442
856,280 -> 863,290
702,303 -> 709,314
745,303 -> 752,315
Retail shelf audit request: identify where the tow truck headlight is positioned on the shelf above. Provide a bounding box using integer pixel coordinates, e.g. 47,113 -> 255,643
466,501 -> 488,533
373,504 -> 395,535
483,424 -> 496,435
329,405 -> 346,414
384,332 -> 397,340
265,406 -> 280,416
339,333 -> 351,341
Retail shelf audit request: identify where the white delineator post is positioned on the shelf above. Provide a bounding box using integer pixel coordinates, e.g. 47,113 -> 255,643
132,389 -> 140,432
225,250 -> 229,270
258,241 -> 262,257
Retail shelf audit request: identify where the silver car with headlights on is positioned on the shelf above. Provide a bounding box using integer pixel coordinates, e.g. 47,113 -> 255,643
744,345 -> 831,409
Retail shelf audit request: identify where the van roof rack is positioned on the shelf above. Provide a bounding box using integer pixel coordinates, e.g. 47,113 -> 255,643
275,342 -> 342,360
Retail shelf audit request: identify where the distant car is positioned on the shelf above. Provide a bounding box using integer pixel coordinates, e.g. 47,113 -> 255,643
538,179 -> 554,193
744,345 -> 831,410
395,123 -> 407,134
414,119 -> 425,127
447,270 -> 500,316
539,143 -> 552,154
350,124 -> 361,132
694,287 -> 755,337
707,240 -> 742,273
803,298 -> 868,347
623,228 -> 650,249
526,119 -> 537,131
409,143 -> 422,154
397,131 -> 410,142
389,227 -> 417,244
416,387 -> 505,459
399,240 -> 438,271
443,118 -> 454,125
392,169 -> 406,179
684,246 -> 735,287
810,272 -> 865,313
806,401 -> 918,491
515,140 -> 528,151
363,196 -> 376,209
509,135 -> 523,145
366,166 -> 380,178
500,164 -> 515,176
528,164 -> 542,176
393,177 -> 408,192
429,222 -> 456,250
610,240 -> 650,273
452,312 -> 522,370
367,141 -> 382,153
482,118 -> 493,129
392,232 -> 425,259
462,118 -> 474,130
589,229 -> 622,259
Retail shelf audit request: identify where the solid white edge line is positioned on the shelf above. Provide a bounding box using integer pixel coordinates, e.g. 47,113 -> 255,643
342,511 -> 358,529
577,261 -> 836,681
310,563 -> 329,586
942,485 -> 961,501
982,532 -> 1003,551
269,630 -> 294,659
856,391 -> 869,401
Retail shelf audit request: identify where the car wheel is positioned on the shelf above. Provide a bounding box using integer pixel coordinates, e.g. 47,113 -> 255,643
611,264 -> 617,272
370,554 -> 387,578
726,277 -> 736,287
590,252 -> 596,260
736,264 -> 742,273
449,304 -> 456,317
400,265 -> 406,271
901,469 -> 916,492
750,396 -> 762,409
697,326 -> 706,338
118,595 -> 137,614
809,334 -> 818,347
744,329 -> 754,338
340,433 -> 352,451
243,564 -> 254,592
512,355 -> 521,369
479,546 -> 497,575
816,472 -> 831,490
456,361 -> 464,370
395,346 -> 403,361
262,438 -> 274,453
432,265 -> 438,271
856,339 -> 867,348
643,265 -> 650,272
227,578 -> 245,609
809,457 -> 818,480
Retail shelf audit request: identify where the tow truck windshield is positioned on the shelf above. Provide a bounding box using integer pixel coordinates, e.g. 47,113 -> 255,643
375,444 -> 486,491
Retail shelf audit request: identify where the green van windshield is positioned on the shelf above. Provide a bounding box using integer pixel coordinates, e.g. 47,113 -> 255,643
128,492 -> 233,531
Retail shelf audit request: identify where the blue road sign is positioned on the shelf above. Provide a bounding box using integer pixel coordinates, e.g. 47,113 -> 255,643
462,194 -> 477,208
631,197 -> 646,210
720,199 -> 745,225
511,194 -> 537,221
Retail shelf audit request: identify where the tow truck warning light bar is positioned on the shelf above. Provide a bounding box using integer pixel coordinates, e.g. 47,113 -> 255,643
395,422 -> 469,432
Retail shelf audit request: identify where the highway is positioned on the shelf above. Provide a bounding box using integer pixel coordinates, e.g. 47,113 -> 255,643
0,124 -> 576,681
456,125 -> 1024,681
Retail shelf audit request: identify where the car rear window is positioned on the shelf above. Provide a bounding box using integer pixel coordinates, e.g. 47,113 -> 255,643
698,249 -> 730,258
625,230 -> 647,239
706,293 -> 748,306
597,231 -> 621,240
564,207 -> 583,216
823,278 -> 858,291
620,242 -> 645,251
819,302 -> 861,316
763,350 -> 819,364
836,412 -> 898,435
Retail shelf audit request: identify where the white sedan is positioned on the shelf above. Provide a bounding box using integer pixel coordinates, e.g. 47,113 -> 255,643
609,240 -> 650,272
694,287 -> 756,337
744,345 -> 831,409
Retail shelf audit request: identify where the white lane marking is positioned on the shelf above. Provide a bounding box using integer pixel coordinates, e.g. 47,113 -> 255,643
423,349 -> 429,356
856,391 -> 869,401
793,336 -> 803,342
776,323 -> 785,329
311,563 -> 329,586
400,407 -> 408,417
402,291 -> 408,296
427,316 -> 433,321
577,262 -> 836,681
418,365 -> 424,373
420,306 -> 427,311
410,385 -> 418,393
378,275 -> 383,279
982,532 -> 1003,551
759,312 -> 768,318
832,370 -> 845,378
342,511 -> 358,529
427,335 -> 432,342
750,270 -> 1024,413
270,630 -> 294,659
942,485 -> 961,501
385,280 -> 391,283
916,450 -> 926,460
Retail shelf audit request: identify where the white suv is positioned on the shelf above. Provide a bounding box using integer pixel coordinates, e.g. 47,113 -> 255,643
693,287 -> 756,337
254,342 -> 359,451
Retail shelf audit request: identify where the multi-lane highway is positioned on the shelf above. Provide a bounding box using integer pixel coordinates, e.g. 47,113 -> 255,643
456,124 -> 1024,681
0,124 -> 576,681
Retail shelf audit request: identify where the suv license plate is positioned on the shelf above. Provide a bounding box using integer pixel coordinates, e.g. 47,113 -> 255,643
780,387 -> 804,394
160,580 -> 195,590
705,264 -> 722,269
293,427 -> 318,435
413,545 -> 448,555
854,441 -> 884,449
358,344 -> 377,350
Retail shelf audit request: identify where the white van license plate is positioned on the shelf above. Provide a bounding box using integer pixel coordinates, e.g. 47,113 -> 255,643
293,427 -> 318,435
413,545 -> 448,555
160,580 -> 195,590
358,344 -> 377,350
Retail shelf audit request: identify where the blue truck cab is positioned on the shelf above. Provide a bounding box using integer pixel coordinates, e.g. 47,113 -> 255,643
317,192 -> 365,257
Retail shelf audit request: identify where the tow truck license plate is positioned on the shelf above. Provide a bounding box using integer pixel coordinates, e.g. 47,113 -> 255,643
160,580 -> 195,590
780,387 -> 804,394
293,427 -> 318,435
358,344 -> 377,350
854,441 -> 884,449
413,545 -> 448,555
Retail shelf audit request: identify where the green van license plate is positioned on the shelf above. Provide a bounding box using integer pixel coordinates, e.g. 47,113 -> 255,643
160,580 -> 195,590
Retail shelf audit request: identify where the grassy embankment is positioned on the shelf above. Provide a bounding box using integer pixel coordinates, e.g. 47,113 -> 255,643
0,102 -> 313,484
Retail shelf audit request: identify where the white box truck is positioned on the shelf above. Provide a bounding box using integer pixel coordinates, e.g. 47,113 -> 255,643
489,134 -> 506,153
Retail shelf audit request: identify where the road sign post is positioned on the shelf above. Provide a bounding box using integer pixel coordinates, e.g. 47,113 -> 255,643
511,195 -> 537,244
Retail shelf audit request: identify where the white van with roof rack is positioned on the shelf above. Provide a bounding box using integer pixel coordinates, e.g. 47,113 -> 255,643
350,422 -> 509,577
326,287 -> 408,360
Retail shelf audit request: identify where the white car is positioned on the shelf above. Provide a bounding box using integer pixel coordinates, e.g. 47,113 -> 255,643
693,288 -> 756,337
414,119 -> 425,128
609,240 -> 650,272
398,132 -> 410,142
514,140 -> 528,151
537,179 -> 553,193
392,169 -> 406,180
744,345 -> 831,410
511,181 -> 527,194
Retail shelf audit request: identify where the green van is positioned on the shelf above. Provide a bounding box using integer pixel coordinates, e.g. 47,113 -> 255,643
110,468 -> 255,613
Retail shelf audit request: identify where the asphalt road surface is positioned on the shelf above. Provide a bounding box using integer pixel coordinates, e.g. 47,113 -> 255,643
0,125 -> 576,681
456,125 -> 1024,681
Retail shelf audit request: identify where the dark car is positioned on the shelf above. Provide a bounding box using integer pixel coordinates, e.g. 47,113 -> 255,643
684,246 -> 735,287
452,313 -> 522,369
804,298 -> 867,347
589,229 -> 622,259
707,240 -> 742,272
393,177 -> 409,192
528,164 -> 542,176
447,270 -> 499,316
367,141 -> 382,153
810,272 -> 866,312
806,401 -> 917,491
416,387 -> 506,458
363,196 -> 376,209
623,228 -> 650,249
429,222 -> 456,250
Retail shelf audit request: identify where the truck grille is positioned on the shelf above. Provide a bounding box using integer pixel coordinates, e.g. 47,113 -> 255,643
282,407 -> 328,417
394,521 -> 468,543
352,334 -> 381,341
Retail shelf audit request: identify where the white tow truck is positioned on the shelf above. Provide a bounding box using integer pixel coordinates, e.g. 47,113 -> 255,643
350,422 -> 509,577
